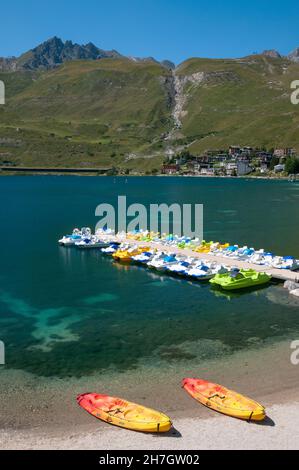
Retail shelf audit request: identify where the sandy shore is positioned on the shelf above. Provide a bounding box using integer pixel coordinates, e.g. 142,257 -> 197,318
1,401 -> 299,450
1,338 -> 299,450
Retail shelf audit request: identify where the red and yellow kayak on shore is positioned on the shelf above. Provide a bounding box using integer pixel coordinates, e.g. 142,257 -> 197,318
182,378 -> 266,421
77,393 -> 172,433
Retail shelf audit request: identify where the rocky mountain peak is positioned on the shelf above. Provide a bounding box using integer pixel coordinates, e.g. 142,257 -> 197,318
17,37 -> 122,70
288,47 -> 299,62
161,60 -> 176,70
262,49 -> 281,58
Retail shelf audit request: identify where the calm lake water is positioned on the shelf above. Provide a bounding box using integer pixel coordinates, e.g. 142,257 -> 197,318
1,176 -> 299,378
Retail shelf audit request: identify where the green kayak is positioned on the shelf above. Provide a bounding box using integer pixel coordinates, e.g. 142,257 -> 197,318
209,269 -> 271,291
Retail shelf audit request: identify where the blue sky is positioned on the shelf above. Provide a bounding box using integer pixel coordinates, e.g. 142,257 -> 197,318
1,0 -> 298,64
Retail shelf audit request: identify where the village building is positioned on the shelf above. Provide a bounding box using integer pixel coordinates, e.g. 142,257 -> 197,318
161,144 -> 297,176
162,164 -> 180,175
229,146 -> 241,156
273,148 -> 296,158
237,160 -> 252,176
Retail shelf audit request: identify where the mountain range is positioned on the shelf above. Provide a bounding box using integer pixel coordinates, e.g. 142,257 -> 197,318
0,37 -> 175,71
1,37 -> 299,70
0,37 -> 299,171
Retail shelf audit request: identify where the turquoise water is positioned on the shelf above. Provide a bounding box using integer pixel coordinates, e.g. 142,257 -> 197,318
0,176 -> 299,377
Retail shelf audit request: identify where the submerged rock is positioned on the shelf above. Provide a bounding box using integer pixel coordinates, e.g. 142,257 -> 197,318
290,289 -> 299,297
284,280 -> 299,291
267,286 -> 299,307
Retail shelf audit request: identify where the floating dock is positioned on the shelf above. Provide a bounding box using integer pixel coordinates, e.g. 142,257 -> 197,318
119,238 -> 299,283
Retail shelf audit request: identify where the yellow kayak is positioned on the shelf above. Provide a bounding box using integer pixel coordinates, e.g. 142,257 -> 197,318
183,378 -> 266,421
77,393 -> 172,433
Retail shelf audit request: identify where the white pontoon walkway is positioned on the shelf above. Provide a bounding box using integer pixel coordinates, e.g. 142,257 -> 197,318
115,237 -> 299,283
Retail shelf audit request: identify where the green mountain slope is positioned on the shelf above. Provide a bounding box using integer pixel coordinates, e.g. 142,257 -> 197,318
1,53 -> 299,171
176,55 -> 299,153
0,58 -> 173,170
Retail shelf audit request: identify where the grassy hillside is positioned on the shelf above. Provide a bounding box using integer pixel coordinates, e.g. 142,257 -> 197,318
1,54 -> 299,171
0,58 -> 173,169
176,55 -> 299,153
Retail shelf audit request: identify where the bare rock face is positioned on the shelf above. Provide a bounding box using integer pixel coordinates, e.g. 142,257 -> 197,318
171,70 -> 239,129
290,289 -> 299,297
262,49 -> 281,58
0,57 -> 18,71
288,47 -> 299,63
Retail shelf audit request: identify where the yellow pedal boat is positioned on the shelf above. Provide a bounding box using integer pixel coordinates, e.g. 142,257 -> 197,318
113,246 -> 150,262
